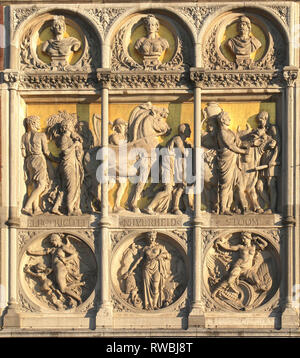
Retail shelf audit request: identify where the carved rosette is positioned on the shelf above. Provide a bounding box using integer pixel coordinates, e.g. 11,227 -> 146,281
203,231 -> 280,312
111,231 -> 188,312
19,232 -> 97,312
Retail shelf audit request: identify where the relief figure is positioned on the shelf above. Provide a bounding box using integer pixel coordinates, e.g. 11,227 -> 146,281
216,111 -> 249,215
51,119 -> 84,216
227,16 -> 261,68
26,233 -> 84,308
144,123 -> 193,215
42,15 -> 81,68
117,232 -> 186,310
21,115 -> 58,216
254,111 -> 280,213
108,118 -> 128,213
134,15 -> 169,69
207,232 -> 273,310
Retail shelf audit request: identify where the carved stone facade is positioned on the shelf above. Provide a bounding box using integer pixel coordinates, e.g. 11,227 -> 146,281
0,0 -> 300,337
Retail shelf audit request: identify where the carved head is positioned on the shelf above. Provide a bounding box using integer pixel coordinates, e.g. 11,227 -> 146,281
241,231 -> 252,245
256,111 -> 269,128
49,233 -> 63,247
51,16 -> 66,37
146,231 -> 157,245
24,115 -> 41,132
178,123 -> 191,139
112,118 -> 127,135
60,118 -> 75,134
238,16 -> 251,37
143,15 -> 160,35
217,111 -> 231,127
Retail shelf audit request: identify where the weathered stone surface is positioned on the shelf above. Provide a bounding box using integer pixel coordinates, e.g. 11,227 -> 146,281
0,0 -> 299,337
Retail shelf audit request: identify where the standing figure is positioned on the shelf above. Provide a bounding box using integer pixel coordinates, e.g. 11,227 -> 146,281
51,119 -> 84,216
254,111 -> 280,213
42,15 -> 81,68
227,16 -> 261,68
108,118 -> 128,213
144,123 -> 192,215
21,115 -> 58,216
135,15 -> 169,69
126,232 -> 171,310
216,111 -> 249,215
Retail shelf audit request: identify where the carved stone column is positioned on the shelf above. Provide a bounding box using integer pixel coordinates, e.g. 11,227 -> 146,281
189,69 -> 205,326
96,69 -> 113,325
281,66 -> 299,328
3,71 -> 21,327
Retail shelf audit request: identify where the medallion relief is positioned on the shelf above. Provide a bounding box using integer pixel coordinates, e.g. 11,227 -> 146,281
111,13 -> 191,72
202,12 -> 286,71
20,232 -> 97,311
203,231 -> 280,311
111,231 -> 188,312
19,12 -> 100,72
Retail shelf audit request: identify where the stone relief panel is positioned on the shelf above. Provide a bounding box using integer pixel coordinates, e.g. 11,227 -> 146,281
19,11 -> 101,72
201,101 -> 281,215
111,13 -> 192,72
21,105 -> 102,216
111,231 -> 188,312
202,11 -> 287,71
203,231 -> 280,312
105,102 -> 194,215
19,232 -> 97,311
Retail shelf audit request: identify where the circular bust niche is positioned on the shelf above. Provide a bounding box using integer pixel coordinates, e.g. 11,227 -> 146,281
28,14 -> 86,67
215,12 -> 271,64
202,230 -> 280,312
119,14 -> 179,66
111,231 -> 189,313
19,232 -> 97,312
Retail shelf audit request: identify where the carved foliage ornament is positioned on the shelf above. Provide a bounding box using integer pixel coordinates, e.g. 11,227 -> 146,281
111,231 -> 188,312
20,233 -> 97,311
203,231 -> 280,311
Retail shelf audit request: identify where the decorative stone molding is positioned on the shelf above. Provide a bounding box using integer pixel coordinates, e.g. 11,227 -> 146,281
12,6 -> 38,31
18,71 -> 98,90
283,66 -> 299,87
85,7 -> 126,37
177,5 -> 221,34
190,67 -> 284,88
267,5 -> 290,26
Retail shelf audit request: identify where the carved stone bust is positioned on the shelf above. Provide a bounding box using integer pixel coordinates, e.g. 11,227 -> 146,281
134,15 -> 169,69
42,15 -> 81,68
227,16 -> 261,67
